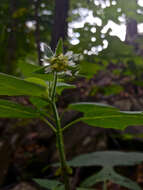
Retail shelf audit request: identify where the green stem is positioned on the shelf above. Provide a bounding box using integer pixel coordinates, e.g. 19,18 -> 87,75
48,81 -> 52,98
51,72 -> 58,101
62,118 -> 82,131
103,180 -> 107,190
50,72 -> 70,190
41,117 -> 57,133
52,102 -> 70,190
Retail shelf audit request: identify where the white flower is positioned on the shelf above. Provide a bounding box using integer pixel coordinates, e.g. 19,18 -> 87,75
41,45 -> 80,76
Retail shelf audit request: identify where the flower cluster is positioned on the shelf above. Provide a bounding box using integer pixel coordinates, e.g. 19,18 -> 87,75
49,53 -> 69,72
41,43 -> 80,76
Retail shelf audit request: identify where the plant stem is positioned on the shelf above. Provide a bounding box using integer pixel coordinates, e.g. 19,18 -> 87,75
52,102 -> 70,190
50,72 -> 70,190
41,117 -> 57,132
62,118 -> 82,131
51,72 -> 58,101
103,180 -> 107,190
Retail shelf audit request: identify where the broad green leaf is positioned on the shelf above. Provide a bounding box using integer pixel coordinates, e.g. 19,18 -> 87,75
18,61 -> 41,77
34,66 -> 48,74
56,82 -> 75,95
25,77 -> 48,88
69,102 -> 117,113
80,115 -> 143,130
18,62 -> 53,81
0,73 -> 46,97
29,97 -> 50,119
0,99 -> 40,118
25,79 -> 74,95
56,38 -> 63,56
68,151 -> 143,167
33,178 -> 62,190
29,97 -> 49,109
43,43 -> 54,57
32,67 -> 54,80
69,102 -> 143,130
81,168 -> 110,186
31,73 -> 53,81
107,169 -> 141,190
69,151 -> 143,190
81,167 -> 141,190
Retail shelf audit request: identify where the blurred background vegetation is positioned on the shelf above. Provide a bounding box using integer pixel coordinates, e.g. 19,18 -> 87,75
1,0 -> 143,77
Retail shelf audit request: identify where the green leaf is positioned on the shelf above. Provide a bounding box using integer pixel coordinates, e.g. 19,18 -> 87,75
25,77 -> 48,88
32,73 -> 53,81
18,61 -> 41,77
31,67 -> 54,81
33,178 -> 62,190
69,102 -> 117,113
81,167 -> 141,190
68,151 -> 143,167
107,170 -> 141,190
0,99 -> 40,118
81,168 -> 109,187
56,38 -> 63,56
69,102 -> 143,130
29,97 -> 49,109
31,73 -> 53,81
43,43 -> 54,57
56,82 -> 75,95
29,97 -> 50,119
80,115 -> 143,130
0,73 -> 46,97
18,61 -> 53,81
25,79 -> 74,96
34,66 -> 48,74
69,151 -> 143,190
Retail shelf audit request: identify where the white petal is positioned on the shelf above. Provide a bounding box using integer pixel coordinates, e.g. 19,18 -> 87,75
73,54 -> 81,61
65,51 -> 73,59
43,61 -> 50,66
65,70 -> 72,76
45,67 -> 52,73
68,61 -> 76,66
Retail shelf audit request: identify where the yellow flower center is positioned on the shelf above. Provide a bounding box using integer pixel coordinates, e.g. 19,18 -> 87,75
49,54 -> 69,72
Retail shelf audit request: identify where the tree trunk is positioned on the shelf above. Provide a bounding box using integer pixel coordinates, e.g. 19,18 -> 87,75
34,0 -> 42,65
125,18 -> 138,44
125,18 -> 142,55
5,0 -> 17,74
50,0 -> 70,51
